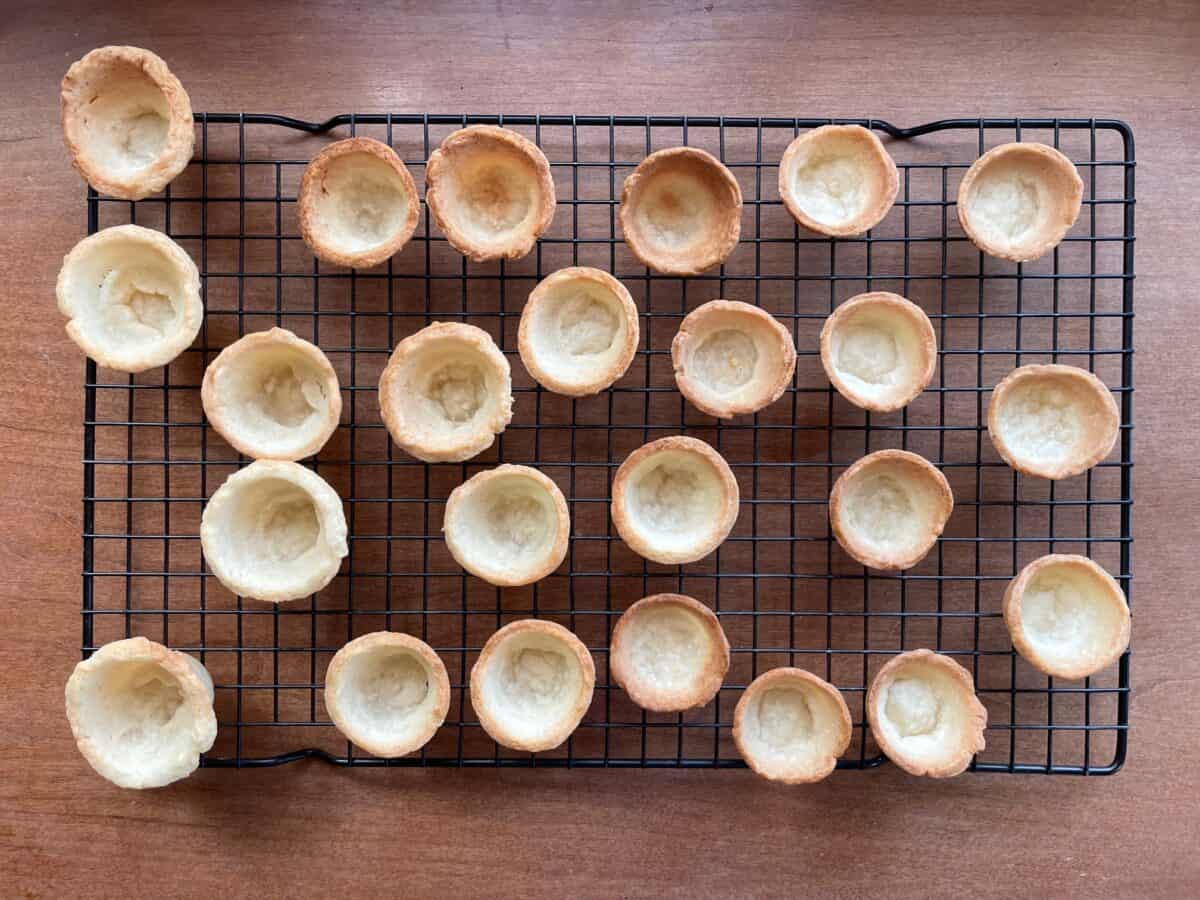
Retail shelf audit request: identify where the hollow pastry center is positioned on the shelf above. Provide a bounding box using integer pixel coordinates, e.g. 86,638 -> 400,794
836,322 -> 899,385
254,362 -> 322,427
251,485 -> 320,563
968,169 -> 1043,243
639,172 -> 715,248
997,382 -> 1083,462
757,687 -> 813,748
627,609 -> 705,689
846,474 -> 917,547
485,492 -> 551,560
557,291 -> 619,356
1022,569 -> 1118,661
353,652 -> 430,720
425,362 -> 486,423
328,172 -> 407,248
693,329 -> 758,393
100,267 -> 183,338
791,154 -> 867,225
458,161 -> 533,236
116,111 -> 169,166
885,677 -> 942,737
501,647 -> 569,710
79,65 -> 172,174
634,464 -> 704,532
105,661 -> 186,750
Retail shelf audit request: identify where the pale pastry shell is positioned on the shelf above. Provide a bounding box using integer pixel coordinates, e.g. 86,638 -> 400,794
61,45 -> 194,201
867,649 -> 987,778
201,327 -> 341,461
443,464 -> 570,587
65,636 -> 217,789
518,267 -> 640,396
672,299 -> 796,418
609,594 -> 730,712
324,632 -> 451,758
56,224 -> 203,373
733,667 -> 852,785
200,459 -> 348,603
469,619 -> 595,753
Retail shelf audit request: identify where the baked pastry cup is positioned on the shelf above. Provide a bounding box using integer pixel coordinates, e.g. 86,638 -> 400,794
470,619 -> 595,752
829,449 -> 953,571
988,364 -> 1119,480
56,224 -> 202,373
61,46 -> 193,201
820,292 -> 936,413
201,327 -> 341,461
297,137 -> 420,268
733,667 -> 852,784
379,322 -> 513,463
778,125 -> 899,238
65,636 -> 217,789
867,649 -> 987,778
611,436 -> 740,565
671,299 -> 796,418
1003,554 -> 1130,680
444,465 -> 569,587
425,125 -> 555,262
518,267 -> 640,396
200,459 -> 348,603
619,147 -> 742,276
957,142 -> 1084,262
609,594 -> 730,712
324,632 -> 451,757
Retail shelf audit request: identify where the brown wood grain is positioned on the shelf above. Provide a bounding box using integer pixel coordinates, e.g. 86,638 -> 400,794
1,1 -> 1198,897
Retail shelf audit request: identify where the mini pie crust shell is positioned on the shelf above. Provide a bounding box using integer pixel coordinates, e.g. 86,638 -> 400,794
733,667 -> 852,785
1002,554 -> 1131,680
379,322 -> 513,463
57,224 -> 203,373
517,267 -> 640,396
609,593 -> 730,712
778,125 -> 899,238
957,142 -> 1084,263
988,364 -> 1119,480
200,459 -> 348,603
672,299 -> 796,419
324,631 -> 451,758
820,291 -> 936,413
443,464 -> 570,587
611,435 -> 740,566
829,449 -> 953,571
867,649 -> 987,778
201,327 -> 341,461
65,636 -> 217,789
61,45 -> 194,201
469,619 -> 595,753
619,147 -> 742,276
425,125 -> 556,262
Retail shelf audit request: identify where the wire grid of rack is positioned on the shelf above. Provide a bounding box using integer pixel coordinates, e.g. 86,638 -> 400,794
81,115 -> 1133,774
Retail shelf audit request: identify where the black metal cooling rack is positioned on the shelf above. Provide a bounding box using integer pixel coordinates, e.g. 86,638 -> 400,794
80,115 -> 1134,774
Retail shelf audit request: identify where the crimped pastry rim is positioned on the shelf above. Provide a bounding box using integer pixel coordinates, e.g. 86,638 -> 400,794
517,266 -> 640,396
610,435 -> 741,565
443,464 -> 570,587
619,146 -> 743,276
733,666 -> 852,785
671,299 -> 797,419
819,291 -> 937,413
778,124 -> 899,238
609,593 -> 730,712
200,326 -> 342,461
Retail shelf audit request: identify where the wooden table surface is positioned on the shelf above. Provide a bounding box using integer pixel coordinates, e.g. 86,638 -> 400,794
2,2 -> 1198,896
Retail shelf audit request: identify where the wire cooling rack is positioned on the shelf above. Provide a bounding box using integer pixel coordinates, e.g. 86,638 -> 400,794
80,115 -> 1134,774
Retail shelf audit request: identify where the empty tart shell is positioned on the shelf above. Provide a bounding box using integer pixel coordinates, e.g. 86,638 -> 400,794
734,667 -> 852,784
672,300 -> 796,419
829,449 -> 953,571
379,322 -> 513,463
200,459 -> 348,603
518,267 -> 640,396
820,291 -> 937,413
297,137 -> 420,268
1003,554 -> 1130,680
867,649 -> 987,778
470,619 -> 595,753
324,632 -> 451,758
425,125 -> 555,262
609,594 -> 730,712
65,636 -> 217,789
957,142 -> 1084,262
57,224 -> 203,373
988,364 -> 1119,480
444,465 -> 570,587
611,436 -> 740,565
619,147 -> 742,276
61,45 -> 194,201
778,125 -> 899,237
201,327 -> 341,461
